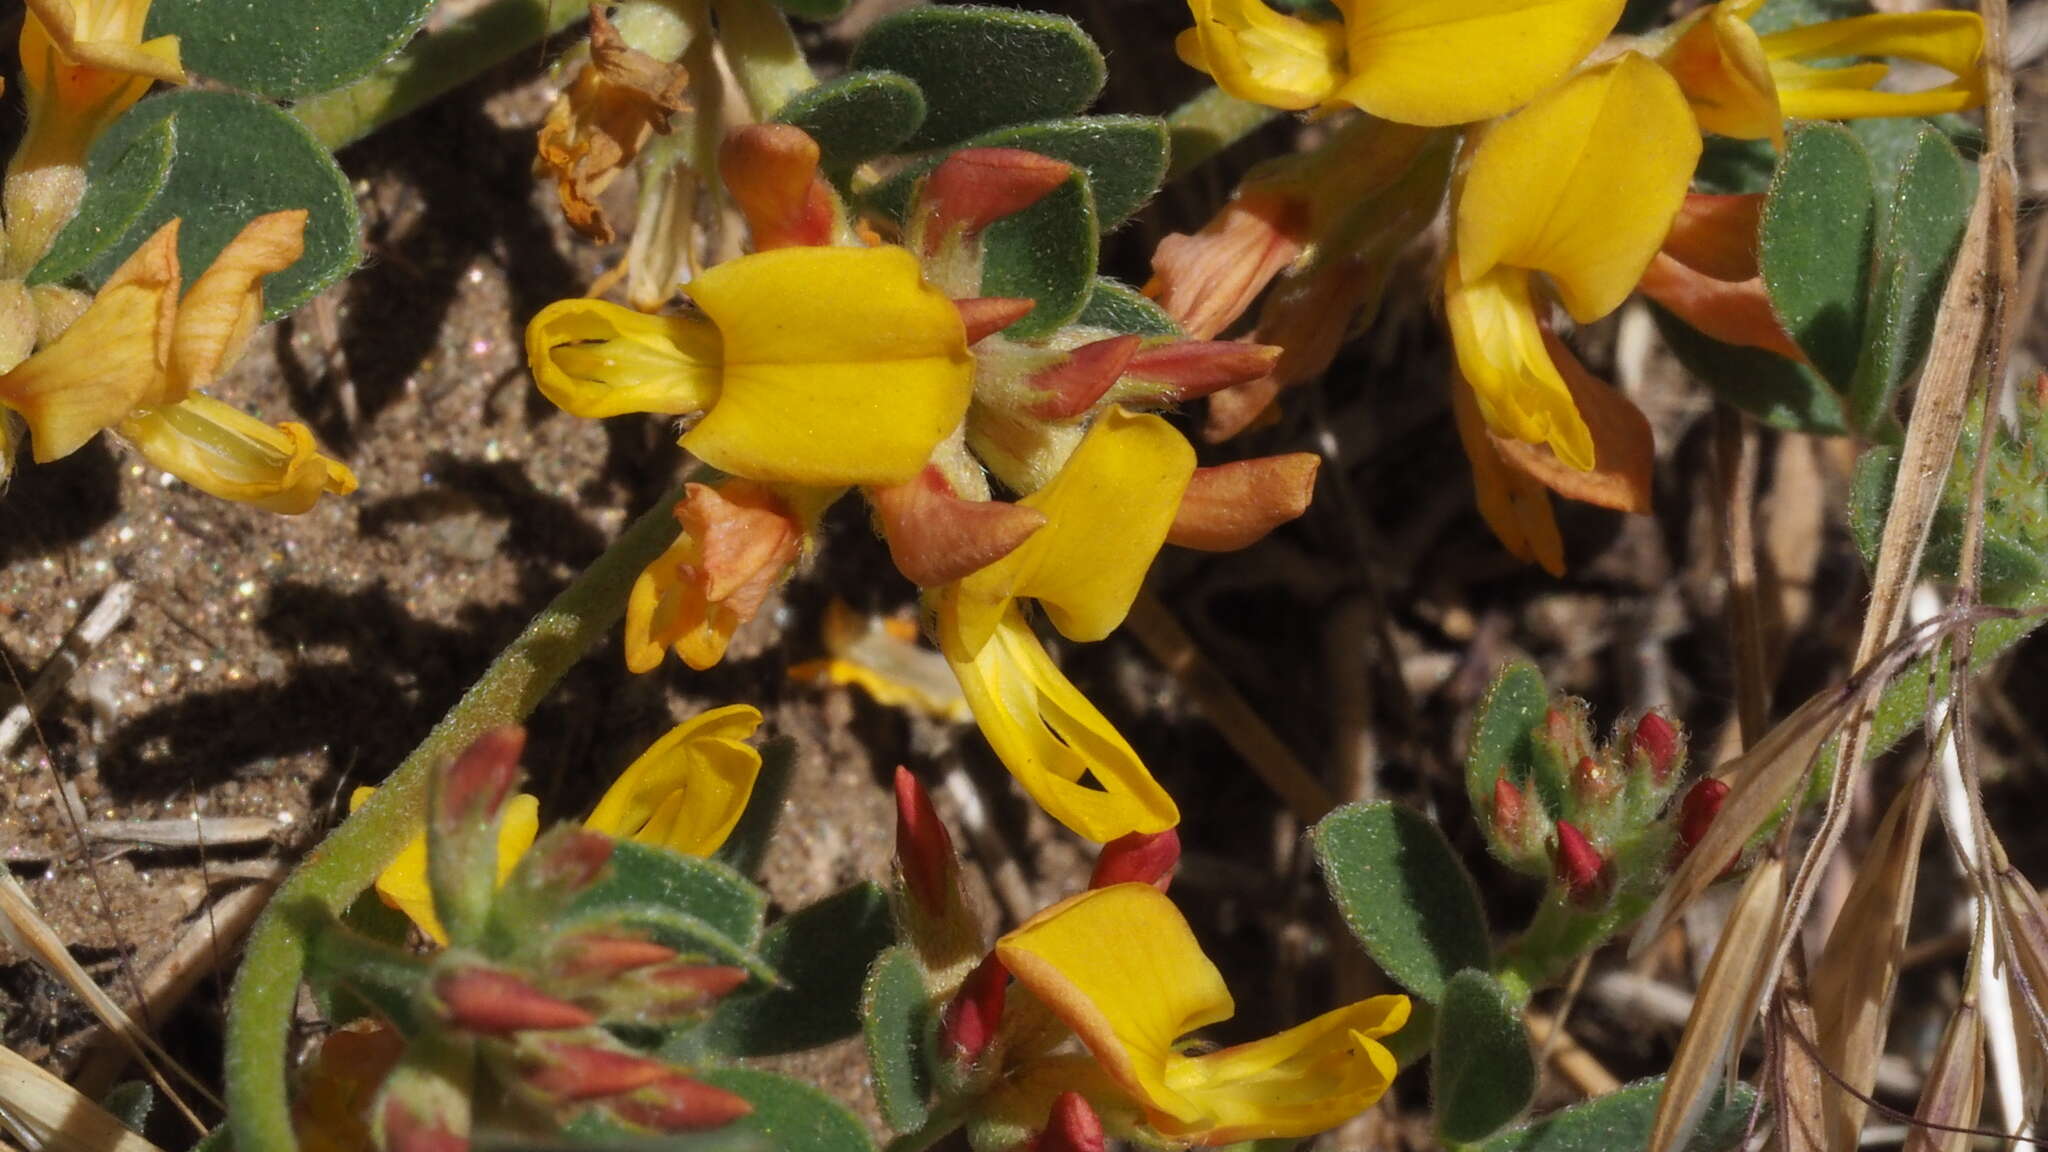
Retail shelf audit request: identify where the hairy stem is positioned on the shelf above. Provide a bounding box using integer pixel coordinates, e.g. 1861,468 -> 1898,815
223,489 -> 684,1152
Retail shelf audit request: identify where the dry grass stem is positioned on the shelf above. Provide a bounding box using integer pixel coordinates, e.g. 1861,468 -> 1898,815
0,1043 -> 167,1152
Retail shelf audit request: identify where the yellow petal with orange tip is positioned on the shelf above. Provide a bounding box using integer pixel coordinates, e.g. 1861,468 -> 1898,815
939,600 -> 1179,844
1161,998 -> 1408,1143
350,787 -> 540,946
526,298 -> 723,419
1763,12 -> 1984,123
1443,262 -> 1592,473
1174,0 -> 1346,111
584,704 -> 763,857
120,393 -> 357,514
1330,0 -> 1624,126
0,220 -> 178,460
1659,2 -> 1781,143
682,245 -> 973,487
1454,51 -> 1700,325
1451,367 -> 1565,577
997,884 -> 1234,1124
951,407 -> 1195,654
170,210 -> 307,400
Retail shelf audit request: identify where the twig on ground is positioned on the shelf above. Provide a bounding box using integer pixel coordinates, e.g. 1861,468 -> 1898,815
0,582 -> 134,761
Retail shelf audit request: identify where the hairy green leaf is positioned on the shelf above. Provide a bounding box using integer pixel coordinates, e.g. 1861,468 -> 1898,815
862,946 -> 934,1132
698,1068 -> 877,1152
1312,802 -> 1491,1003
147,0 -> 436,101
773,72 -> 927,175
29,117 -> 176,287
1849,125 -> 1973,433
701,883 -> 895,1057
1464,660 -> 1549,817
69,91 -> 360,320
849,6 -> 1103,149
569,840 -> 768,951
1760,124 -> 1877,392
1478,1076 -> 1756,1152
979,170 -> 1097,340
867,116 -> 1168,233
1651,304 -> 1848,434
1076,278 -> 1179,336
1434,970 -> 1535,1144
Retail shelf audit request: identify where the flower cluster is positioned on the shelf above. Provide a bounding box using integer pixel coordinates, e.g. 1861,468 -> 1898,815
1158,0 -> 1984,571
0,0 -> 353,510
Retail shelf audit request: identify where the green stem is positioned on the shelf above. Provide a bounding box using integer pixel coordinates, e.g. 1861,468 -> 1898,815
1164,86 -> 1278,180
291,0 -> 590,151
711,0 -> 817,119
223,489 -> 685,1152
884,1099 -> 973,1152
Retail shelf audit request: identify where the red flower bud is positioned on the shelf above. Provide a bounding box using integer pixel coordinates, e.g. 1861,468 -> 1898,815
436,968 -> 594,1035
954,297 -> 1036,343
611,1075 -> 754,1132
1552,821 -> 1606,904
1632,712 -> 1679,781
1028,335 -> 1142,421
1676,778 -> 1729,860
435,727 -> 525,837
524,828 -> 616,893
894,767 -> 960,917
1571,755 -> 1615,805
1491,778 -> 1526,842
1031,1092 -> 1106,1152
921,149 -> 1073,251
1123,341 -> 1280,400
1089,828 -> 1180,891
941,953 -> 1009,1065
553,933 -> 679,981
525,1043 -> 672,1101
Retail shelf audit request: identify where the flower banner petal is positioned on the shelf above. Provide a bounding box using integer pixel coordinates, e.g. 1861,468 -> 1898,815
584,704 -> 764,856
1331,0 -> 1624,126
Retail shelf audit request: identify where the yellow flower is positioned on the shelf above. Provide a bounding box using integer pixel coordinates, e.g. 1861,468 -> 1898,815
526,245 -> 973,487
0,211 -> 358,512
997,884 -> 1410,1144
1660,0 -> 1983,144
7,0 -> 185,275
1446,52 -> 1699,470
934,408 -> 1191,843
1175,0 -> 1623,125
787,600 -> 971,724
362,706 -> 764,945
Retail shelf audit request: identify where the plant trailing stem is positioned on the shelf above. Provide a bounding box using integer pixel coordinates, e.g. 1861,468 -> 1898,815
224,487 -> 686,1152
292,0 -> 591,151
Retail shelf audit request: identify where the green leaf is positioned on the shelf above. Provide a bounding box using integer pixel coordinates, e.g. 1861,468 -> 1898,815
699,883 -> 895,1057
698,1068 -> 878,1152
862,946 -> 934,1132
1760,124 -> 1878,392
29,117 -> 176,287
1476,1076 -> 1757,1152
1311,802 -> 1491,1003
101,1082 -> 153,1134
867,116 -> 1169,233
978,170 -> 1097,341
1075,277 -> 1181,336
569,840 -> 768,951
303,914 -> 432,1036
147,0 -> 436,101
849,6 -> 1104,150
67,91 -> 360,321
1433,970 -> 1535,1144
773,72 -> 927,175
1693,136 -> 1778,196
1463,660 -> 1549,818
1651,304 -> 1848,435
714,737 -> 797,879
1848,125 -> 1973,434
557,1112 -> 775,1151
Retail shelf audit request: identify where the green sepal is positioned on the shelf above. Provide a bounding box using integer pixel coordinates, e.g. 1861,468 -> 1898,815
862,945 -> 935,1132
1075,277 -> 1181,336
695,883 -> 895,1057
147,0 -> 436,101
977,170 -> 1097,341
773,72 -> 927,176
697,1068 -> 879,1152
1432,970 -> 1535,1145
1475,1075 -> 1757,1152
58,90 -> 360,321
849,6 -> 1104,150
1760,124 -> 1878,394
1311,802 -> 1491,1004
29,117 -> 176,288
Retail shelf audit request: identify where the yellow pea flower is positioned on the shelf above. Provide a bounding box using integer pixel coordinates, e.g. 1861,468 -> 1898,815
1175,0 -> 1624,125
1446,52 -> 1700,471
8,0 -> 186,275
934,408 -> 1191,843
0,211 -> 358,512
1660,0 -> 1983,144
526,245 -> 973,487
362,706 -> 764,945
998,883 -> 1411,1144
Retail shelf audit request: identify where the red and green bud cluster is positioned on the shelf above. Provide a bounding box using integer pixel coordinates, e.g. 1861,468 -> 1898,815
1470,687 -> 1708,908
